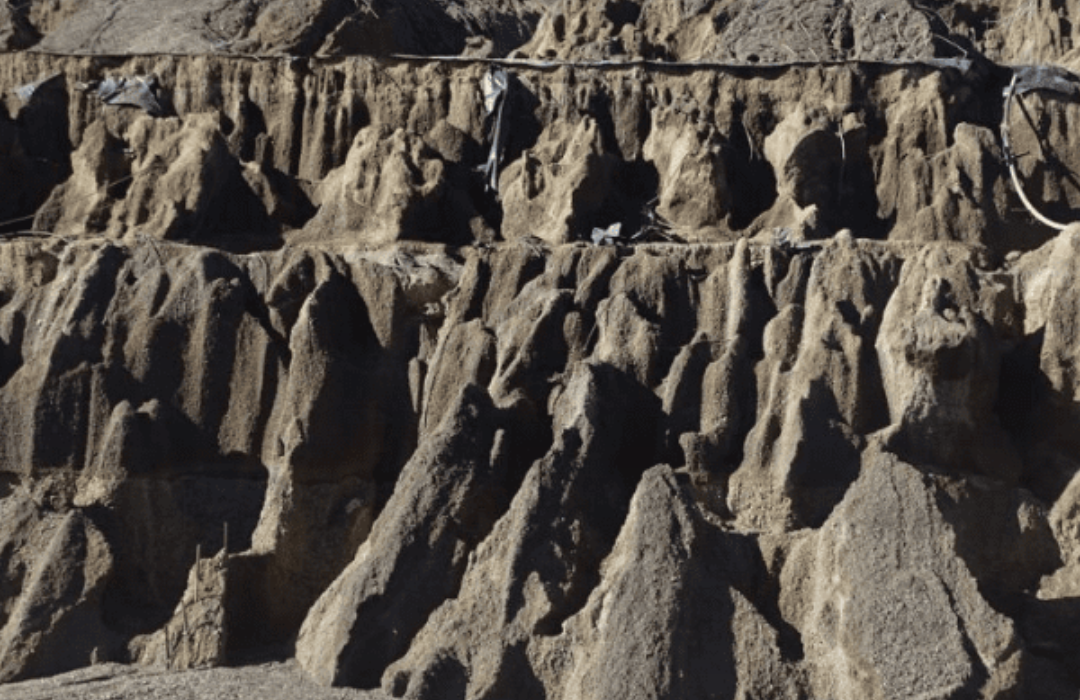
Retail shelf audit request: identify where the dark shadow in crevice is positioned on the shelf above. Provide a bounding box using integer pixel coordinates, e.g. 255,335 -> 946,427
464,161 -> 504,240
93,463 -> 268,640
0,312 -> 26,391
388,652 -> 469,700
235,99 -> 269,164
0,472 -> 17,500
784,380 -> 863,529
604,0 -> 641,30
500,73 -> 543,177
611,159 -> 662,242
830,122 -> 891,238
0,75 -> 72,235
921,0 -> 997,50
530,364 -> 664,637
471,642 -> 547,700
996,329 -> 1080,504
710,520 -> 805,664
727,103 -> 778,229
1020,595 -> 1080,688
996,330 -> 1043,459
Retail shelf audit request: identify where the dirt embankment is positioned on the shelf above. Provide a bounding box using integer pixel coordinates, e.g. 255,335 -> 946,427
4,1 -> 1080,699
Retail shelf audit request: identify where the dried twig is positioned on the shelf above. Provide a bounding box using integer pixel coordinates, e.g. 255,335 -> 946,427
912,3 -> 949,29
794,14 -> 820,62
988,0 -> 1038,32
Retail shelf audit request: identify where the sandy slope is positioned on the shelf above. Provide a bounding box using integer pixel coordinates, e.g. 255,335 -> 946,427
0,661 -> 388,700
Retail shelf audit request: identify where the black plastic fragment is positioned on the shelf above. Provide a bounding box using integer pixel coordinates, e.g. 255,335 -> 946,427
78,74 -> 166,116
481,68 -> 509,193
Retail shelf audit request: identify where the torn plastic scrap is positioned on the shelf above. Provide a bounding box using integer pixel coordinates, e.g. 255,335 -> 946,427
13,73 -> 62,103
77,75 -> 165,117
591,222 -> 623,245
482,68 -> 508,115
1009,64 -> 1080,98
481,68 -> 509,193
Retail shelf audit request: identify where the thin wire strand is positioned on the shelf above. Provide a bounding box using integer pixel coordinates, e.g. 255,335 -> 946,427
0,172 -> 134,232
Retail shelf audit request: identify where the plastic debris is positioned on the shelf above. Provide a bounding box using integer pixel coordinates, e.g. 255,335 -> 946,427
481,68 -> 509,193
79,75 -> 165,117
772,227 -> 820,252
482,68 -> 508,114
1000,71 -> 1074,231
1009,65 -> 1080,98
391,54 -> 975,75
773,227 -> 794,250
13,73 -> 62,104
591,222 -> 623,245
922,57 -> 973,74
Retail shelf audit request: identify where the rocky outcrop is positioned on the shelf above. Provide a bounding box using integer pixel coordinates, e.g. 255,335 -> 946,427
35,113 -> 275,244
300,123 -> 485,246
2,45 -> 1080,255
0,504 -> 116,683
521,0 -> 934,63
0,230 -> 1076,697
499,117 -> 620,244
7,0 -> 1080,67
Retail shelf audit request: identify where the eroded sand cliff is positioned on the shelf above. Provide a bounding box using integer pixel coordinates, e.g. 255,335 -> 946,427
4,1 -> 1080,699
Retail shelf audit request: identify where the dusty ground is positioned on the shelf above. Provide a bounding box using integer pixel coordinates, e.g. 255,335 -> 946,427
0,660 -> 387,700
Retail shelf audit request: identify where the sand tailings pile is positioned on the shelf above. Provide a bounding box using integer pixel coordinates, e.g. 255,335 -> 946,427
4,2 -> 1080,699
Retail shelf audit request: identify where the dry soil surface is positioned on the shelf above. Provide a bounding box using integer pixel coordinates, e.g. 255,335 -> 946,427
0,661 -> 388,700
